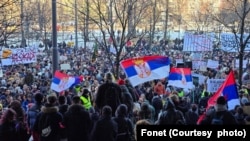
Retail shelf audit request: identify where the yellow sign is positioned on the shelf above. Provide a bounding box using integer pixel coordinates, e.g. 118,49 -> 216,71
67,42 -> 74,47
2,49 -> 12,58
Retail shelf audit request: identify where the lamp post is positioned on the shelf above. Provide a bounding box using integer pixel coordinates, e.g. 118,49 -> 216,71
52,0 -> 58,75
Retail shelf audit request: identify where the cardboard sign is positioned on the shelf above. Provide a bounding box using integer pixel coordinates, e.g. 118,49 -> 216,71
60,64 -> 71,70
207,59 -> 219,69
207,79 -> 225,92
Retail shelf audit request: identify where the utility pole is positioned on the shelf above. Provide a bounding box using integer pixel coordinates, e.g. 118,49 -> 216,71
75,0 -> 78,52
52,0 -> 58,75
20,0 -> 25,47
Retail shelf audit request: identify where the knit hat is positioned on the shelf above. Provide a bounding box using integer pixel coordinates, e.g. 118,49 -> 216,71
216,96 -> 227,105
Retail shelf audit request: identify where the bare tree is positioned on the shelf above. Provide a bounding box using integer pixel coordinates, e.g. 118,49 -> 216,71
170,0 -> 189,39
163,0 -> 170,40
148,0 -> 161,47
27,0 -> 52,51
78,0 -> 90,48
210,0 -> 250,86
0,0 -> 20,47
77,0 -> 151,78
190,0 -> 213,33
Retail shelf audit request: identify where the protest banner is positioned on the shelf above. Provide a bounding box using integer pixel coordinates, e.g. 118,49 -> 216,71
207,79 -> 225,93
1,47 -> 38,66
183,33 -> 214,52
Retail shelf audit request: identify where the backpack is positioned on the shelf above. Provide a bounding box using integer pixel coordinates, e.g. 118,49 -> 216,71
38,114 -> 52,137
211,114 -> 224,125
104,83 -> 121,112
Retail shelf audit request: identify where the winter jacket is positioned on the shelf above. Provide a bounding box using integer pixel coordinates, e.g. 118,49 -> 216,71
33,103 -> 63,141
63,104 -> 92,141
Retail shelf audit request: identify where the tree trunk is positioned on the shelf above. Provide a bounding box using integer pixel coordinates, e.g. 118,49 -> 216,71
238,44 -> 244,87
163,0 -> 169,40
115,57 -> 120,79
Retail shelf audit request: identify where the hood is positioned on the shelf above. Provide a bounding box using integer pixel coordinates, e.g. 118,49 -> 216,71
41,103 -> 59,113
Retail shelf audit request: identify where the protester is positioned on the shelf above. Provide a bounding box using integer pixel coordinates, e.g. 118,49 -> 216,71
91,105 -> 118,141
33,94 -> 63,141
63,95 -> 92,141
9,100 -> 30,141
0,108 -> 18,141
27,93 -> 44,141
95,72 -> 123,116
113,104 -> 135,141
80,88 -> 93,111
0,36 -> 248,141
199,96 -> 238,125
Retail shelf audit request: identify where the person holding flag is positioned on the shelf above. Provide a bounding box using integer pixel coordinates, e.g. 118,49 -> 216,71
197,70 -> 239,125
198,96 -> 238,125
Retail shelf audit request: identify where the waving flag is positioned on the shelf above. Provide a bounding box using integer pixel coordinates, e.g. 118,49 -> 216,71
120,55 -> 170,87
197,70 -> 239,124
207,70 -> 239,110
167,67 -> 194,89
50,71 -> 83,92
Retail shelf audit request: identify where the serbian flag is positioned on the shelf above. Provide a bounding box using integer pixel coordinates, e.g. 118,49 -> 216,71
167,67 -> 194,89
197,70 -> 239,124
207,70 -> 239,110
50,71 -> 84,92
120,55 -> 170,87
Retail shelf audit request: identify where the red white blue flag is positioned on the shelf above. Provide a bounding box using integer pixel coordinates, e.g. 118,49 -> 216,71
120,55 -> 170,87
50,71 -> 84,92
206,70 -> 239,110
167,67 -> 194,89
197,70 -> 239,124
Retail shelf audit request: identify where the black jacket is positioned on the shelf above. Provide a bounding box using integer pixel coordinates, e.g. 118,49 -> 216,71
33,103 -> 63,141
63,104 -> 92,141
91,115 -> 118,141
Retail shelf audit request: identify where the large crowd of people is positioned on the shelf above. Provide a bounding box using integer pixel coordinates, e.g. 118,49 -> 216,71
0,38 -> 250,141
